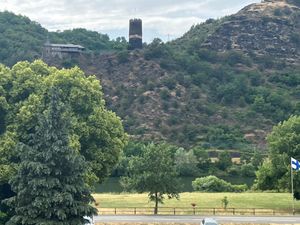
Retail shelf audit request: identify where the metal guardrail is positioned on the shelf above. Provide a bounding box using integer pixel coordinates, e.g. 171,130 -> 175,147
97,207 -> 300,216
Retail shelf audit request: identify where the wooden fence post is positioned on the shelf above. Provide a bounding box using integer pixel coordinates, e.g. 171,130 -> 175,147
174,208 -> 176,215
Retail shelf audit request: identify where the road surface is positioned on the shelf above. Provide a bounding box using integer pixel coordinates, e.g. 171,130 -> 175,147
94,215 -> 300,224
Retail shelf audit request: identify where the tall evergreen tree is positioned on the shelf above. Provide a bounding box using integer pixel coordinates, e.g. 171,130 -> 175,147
5,89 -> 97,225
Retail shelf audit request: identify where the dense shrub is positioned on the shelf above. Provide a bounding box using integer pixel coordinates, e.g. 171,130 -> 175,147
205,125 -> 246,149
240,163 -> 256,177
117,50 -> 129,63
192,176 -> 248,192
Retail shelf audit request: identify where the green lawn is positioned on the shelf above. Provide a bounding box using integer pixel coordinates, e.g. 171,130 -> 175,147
93,192 -> 300,210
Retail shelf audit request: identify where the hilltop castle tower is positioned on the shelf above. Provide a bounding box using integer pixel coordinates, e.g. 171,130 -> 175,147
128,18 -> 143,50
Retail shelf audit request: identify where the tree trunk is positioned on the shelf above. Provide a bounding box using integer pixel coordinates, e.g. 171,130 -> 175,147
154,192 -> 158,215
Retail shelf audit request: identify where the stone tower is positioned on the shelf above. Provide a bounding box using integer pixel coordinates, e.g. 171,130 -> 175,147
128,18 -> 143,50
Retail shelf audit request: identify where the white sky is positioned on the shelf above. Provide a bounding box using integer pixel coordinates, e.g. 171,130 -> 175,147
0,0 -> 261,42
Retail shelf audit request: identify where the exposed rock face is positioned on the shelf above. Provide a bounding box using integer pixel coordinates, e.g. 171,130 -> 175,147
202,0 -> 300,64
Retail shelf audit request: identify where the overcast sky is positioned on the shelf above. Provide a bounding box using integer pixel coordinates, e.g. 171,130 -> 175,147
0,0 -> 260,42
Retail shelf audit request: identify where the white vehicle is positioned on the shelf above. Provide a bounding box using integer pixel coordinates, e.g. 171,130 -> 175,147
201,218 -> 218,225
83,216 -> 94,225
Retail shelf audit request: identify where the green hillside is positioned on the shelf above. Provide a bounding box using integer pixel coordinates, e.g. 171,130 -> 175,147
93,38 -> 299,148
0,11 -> 127,66
0,0 -> 300,150
82,0 -> 300,148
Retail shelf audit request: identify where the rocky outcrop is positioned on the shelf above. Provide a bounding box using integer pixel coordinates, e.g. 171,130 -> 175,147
202,0 -> 300,64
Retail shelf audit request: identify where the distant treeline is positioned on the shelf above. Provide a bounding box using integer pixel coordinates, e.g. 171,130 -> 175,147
0,11 -> 127,66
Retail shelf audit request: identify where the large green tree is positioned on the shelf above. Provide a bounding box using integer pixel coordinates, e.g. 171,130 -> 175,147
6,89 -> 97,224
0,60 -> 126,184
255,115 -> 300,198
0,60 -> 126,221
121,142 -> 180,214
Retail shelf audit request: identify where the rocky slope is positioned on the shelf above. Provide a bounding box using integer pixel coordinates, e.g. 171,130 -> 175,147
202,0 -> 300,64
75,0 -> 299,148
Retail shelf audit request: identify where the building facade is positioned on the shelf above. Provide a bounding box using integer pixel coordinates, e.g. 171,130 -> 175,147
43,43 -> 85,59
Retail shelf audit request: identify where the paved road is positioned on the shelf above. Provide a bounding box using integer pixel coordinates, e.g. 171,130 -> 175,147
94,215 -> 300,224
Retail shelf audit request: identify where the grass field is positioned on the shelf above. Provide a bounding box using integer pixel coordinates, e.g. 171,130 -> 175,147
93,192 -> 300,210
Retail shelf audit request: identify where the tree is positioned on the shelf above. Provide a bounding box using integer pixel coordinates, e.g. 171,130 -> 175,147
217,151 -> 232,171
254,159 -> 278,191
240,163 -> 256,177
192,147 -> 211,173
254,116 -> 300,196
112,141 -> 144,177
251,150 -> 264,168
174,148 -> 198,176
0,60 -> 126,222
0,60 -> 126,185
0,87 -> 8,135
121,142 -> 180,214
5,90 -> 97,224
0,183 -> 14,224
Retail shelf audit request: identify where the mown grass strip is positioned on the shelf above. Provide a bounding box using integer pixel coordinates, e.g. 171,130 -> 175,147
93,192 -> 300,209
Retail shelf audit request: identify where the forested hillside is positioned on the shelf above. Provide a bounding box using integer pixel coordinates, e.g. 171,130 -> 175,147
0,11 -> 127,66
0,0 -> 300,150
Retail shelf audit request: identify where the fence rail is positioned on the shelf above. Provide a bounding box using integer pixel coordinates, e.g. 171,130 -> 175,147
97,207 -> 300,216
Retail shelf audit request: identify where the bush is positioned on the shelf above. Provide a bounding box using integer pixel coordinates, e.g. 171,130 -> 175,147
192,176 -> 248,192
192,176 -> 231,192
161,77 -> 177,90
160,89 -> 170,100
232,184 -> 248,192
206,125 -> 246,149
117,50 -> 129,63
228,165 -> 240,176
144,38 -> 171,59
222,50 -> 252,66
240,163 -> 256,177
221,196 -> 229,209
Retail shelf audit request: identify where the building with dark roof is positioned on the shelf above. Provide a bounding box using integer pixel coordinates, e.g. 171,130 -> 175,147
43,43 -> 85,59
